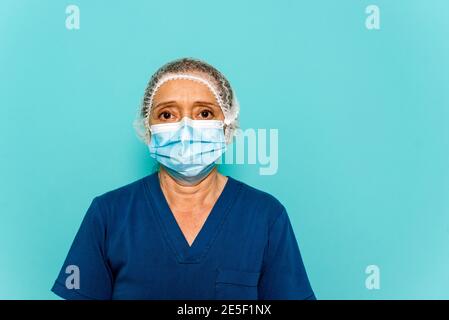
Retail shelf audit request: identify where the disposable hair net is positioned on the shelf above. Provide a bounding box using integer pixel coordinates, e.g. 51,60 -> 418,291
133,58 -> 240,145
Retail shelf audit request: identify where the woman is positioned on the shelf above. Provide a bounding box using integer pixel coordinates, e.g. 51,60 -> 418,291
51,58 -> 315,300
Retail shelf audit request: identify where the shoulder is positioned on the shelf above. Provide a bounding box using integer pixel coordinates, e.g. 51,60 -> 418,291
81,174 -> 153,237
229,176 -> 287,225
89,174 -> 151,220
96,175 -> 147,203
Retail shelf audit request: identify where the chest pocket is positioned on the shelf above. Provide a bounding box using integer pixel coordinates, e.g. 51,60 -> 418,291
215,269 -> 260,300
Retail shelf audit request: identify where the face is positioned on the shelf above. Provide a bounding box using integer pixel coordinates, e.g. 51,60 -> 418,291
149,78 -> 224,125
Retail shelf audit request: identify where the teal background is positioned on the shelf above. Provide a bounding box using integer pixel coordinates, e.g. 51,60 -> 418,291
1,0 -> 448,299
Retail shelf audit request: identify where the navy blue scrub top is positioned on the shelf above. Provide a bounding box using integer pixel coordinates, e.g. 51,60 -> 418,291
51,173 -> 315,300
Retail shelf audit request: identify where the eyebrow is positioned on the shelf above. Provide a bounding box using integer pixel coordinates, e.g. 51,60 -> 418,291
194,101 -> 219,108
153,100 -> 219,110
153,101 -> 176,109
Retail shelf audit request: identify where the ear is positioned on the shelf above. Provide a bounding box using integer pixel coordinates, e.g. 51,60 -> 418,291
224,124 -> 233,145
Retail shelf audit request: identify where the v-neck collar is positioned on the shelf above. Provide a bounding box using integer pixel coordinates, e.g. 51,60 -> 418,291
143,172 -> 241,264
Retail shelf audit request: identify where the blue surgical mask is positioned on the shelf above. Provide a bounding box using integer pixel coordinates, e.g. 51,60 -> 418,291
148,117 -> 227,185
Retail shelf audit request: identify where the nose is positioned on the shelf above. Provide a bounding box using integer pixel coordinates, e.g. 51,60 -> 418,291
177,103 -> 196,120
179,117 -> 192,141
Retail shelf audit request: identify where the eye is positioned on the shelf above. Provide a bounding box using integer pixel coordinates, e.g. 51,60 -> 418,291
198,109 -> 214,119
158,111 -> 173,120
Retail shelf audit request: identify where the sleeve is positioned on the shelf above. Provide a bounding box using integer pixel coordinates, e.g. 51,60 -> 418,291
258,208 -> 316,300
51,196 -> 113,300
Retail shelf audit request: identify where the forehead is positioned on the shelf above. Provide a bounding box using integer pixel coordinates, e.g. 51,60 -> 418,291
153,78 -> 218,104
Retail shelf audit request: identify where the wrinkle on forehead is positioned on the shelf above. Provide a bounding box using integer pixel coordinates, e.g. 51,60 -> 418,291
152,77 -> 220,109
